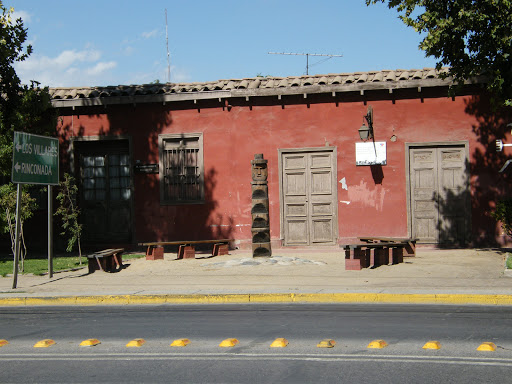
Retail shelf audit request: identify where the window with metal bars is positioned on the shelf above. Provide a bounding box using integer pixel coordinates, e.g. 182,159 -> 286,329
81,154 -> 131,201
159,133 -> 204,204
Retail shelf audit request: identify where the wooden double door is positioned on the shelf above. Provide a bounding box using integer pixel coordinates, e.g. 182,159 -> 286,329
409,144 -> 470,245
280,148 -> 338,246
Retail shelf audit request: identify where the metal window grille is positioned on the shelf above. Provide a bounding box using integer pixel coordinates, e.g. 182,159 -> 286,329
81,154 -> 132,202
163,138 -> 201,201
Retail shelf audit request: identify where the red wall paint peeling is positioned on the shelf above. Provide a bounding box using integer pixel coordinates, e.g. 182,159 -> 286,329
57,92 -> 512,247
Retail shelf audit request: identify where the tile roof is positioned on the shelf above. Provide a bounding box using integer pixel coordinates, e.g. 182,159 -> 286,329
49,67 -> 466,107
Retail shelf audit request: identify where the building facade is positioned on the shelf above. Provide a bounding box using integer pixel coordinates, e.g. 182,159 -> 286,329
50,68 -> 511,249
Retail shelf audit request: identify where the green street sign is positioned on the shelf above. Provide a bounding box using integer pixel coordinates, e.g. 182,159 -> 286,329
11,131 -> 59,185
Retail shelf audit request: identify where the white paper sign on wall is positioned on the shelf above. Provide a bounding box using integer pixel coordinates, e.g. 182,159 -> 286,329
355,141 -> 386,166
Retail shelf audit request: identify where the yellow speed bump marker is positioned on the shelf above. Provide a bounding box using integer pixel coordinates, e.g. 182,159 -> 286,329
477,342 -> 497,352
126,338 -> 146,347
270,338 -> 289,348
34,339 -> 56,348
423,341 -> 441,350
317,339 -> 336,348
367,340 -> 387,349
171,338 -> 191,347
79,339 -> 101,347
219,338 -> 239,347
0,340 -> 8,347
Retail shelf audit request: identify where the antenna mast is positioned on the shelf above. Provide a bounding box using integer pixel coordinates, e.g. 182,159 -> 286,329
165,9 -> 170,83
268,52 -> 343,75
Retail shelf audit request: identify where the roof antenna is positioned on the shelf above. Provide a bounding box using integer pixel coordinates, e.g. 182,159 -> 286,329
165,9 -> 170,83
268,52 -> 343,76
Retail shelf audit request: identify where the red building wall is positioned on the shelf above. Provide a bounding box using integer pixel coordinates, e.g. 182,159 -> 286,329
57,91 -> 510,248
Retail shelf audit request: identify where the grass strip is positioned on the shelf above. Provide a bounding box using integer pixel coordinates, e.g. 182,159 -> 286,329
0,254 -> 145,277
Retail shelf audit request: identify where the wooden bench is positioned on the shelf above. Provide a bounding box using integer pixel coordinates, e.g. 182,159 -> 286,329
359,237 -> 417,257
341,243 -> 407,271
87,248 -> 124,273
139,239 -> 234,260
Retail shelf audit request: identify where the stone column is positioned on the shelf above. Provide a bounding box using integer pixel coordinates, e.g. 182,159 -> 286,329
251,154 -> 271,257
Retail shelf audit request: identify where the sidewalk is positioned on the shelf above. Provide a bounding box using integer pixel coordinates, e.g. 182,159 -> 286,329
0,247 -> 511,306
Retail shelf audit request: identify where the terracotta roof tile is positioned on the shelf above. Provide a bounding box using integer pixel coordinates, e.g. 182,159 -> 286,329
356,73 -> 368,83
290,77 -> 301,87
372,72 -> 383,82
49,68 -> 458,103
385,71 -> 396,81
317,76 -> 328,85
248,79 -> 261,89
330,75 -> 342,84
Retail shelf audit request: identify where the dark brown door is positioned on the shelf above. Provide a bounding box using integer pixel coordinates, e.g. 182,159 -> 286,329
75,140 -> 133,244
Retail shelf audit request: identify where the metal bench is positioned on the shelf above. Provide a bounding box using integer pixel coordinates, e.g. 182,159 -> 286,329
87,248 -> 124,273
139,239 -> 234,260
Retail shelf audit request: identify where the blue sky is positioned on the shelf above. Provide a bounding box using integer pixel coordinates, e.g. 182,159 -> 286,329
12,0 -> 437,87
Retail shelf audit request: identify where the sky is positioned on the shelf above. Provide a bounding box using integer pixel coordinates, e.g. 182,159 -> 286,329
11,0 -> 437,88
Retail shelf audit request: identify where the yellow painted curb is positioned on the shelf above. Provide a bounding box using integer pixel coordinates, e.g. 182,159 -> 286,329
171,338 -> 191,347
1,293 -> 512,306
423,341 -> 442,350
34,339 -> 55,348
219,338 -> 239,347
0,339 -> 8,347
0,297 -> 26,306
317,339 -> 336,348
477,342 -> 497,352
79,338 -> 101,347
270,338 -> 289,348
368,340 -> 387,349
126,338 -> 146,347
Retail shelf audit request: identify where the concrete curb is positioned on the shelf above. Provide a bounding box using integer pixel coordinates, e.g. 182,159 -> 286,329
0,293 -> 512,306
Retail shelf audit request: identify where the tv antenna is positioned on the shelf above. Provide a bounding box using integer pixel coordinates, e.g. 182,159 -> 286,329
268,52 -> 343,75
165,9 -> 170,83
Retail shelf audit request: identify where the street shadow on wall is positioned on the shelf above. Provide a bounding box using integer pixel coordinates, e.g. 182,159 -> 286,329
144,167 -> 234,255
464,96 -> 512,246
56,104 -> 171,174
433,161 -> 471,248
56,104 -> 232,251
55,104 -> 172,250
370,165 -> 384,184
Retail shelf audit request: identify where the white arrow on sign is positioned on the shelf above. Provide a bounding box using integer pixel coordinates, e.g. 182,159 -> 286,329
14,163 -> 20,172
15,143 -> 22,152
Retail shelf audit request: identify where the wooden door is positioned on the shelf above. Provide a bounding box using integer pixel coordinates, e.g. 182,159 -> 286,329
281,149 -> 337,245
437,147 -> 469,244
75,140 -> 133,244
409,145 -> 468,245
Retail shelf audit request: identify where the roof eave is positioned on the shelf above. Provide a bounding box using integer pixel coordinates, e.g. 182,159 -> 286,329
51,77 -> 479,109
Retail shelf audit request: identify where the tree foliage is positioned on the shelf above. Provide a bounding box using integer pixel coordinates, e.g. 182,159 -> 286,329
55,174 -> 83,263
366,0 -> 512,104
0,183 -> 37,271
0,2 -> 56,176
491,199 -> 512,239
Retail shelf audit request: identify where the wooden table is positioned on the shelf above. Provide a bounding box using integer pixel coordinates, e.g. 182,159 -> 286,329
359,237 -> 417,257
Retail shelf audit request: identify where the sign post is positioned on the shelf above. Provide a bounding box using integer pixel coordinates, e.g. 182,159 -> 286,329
11,132 -> 59,288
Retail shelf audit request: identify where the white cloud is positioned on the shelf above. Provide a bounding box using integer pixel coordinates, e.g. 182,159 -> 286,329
142,29 -> 158,39
122,46 -> 134,56
86,61 -> 117,76
15,47 -> 117,87
12,10 -> 31,24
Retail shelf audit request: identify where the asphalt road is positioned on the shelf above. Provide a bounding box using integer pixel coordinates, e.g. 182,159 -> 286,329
1,304 -> 512,383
